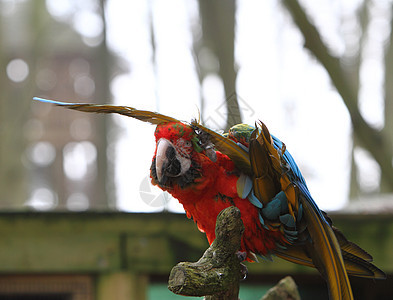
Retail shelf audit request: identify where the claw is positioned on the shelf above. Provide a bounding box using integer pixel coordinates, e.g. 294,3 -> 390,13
239,263 -> 248,281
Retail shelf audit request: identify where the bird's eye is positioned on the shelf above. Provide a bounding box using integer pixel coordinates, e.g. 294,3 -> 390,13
176,138 -> 192,148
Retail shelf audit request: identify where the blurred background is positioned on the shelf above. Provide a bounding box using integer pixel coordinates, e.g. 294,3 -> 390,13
0,0 -> 392,299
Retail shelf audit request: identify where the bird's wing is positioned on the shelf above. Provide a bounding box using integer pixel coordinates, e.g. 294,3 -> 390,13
197,119 -> 384,299
249,121 -> 354,300
33,97 -> 180,125
267,127 -> 385,280
34,98 -> 253,173
191,121 -> 252,175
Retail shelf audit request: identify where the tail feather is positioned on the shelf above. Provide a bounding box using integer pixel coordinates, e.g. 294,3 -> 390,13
342,251 -> 386,279
332,227 -> 372,262
274,229 -> 386,281
301,197 -> 353,300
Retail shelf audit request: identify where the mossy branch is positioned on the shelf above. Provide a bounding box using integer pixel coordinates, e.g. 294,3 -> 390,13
168,206 -> 245,300
168,206 -> 301,299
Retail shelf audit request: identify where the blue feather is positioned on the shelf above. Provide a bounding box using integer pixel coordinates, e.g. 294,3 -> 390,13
285,235 -> 297,242
261,191 -> 287,220
247,190 -> 263,209
297,203 -> 303,220
279,214 -> 296,228
258,213 -> 265,225
284,229 -> 298,236
271,134 -> 330,226
33,97 -> 75,106
237,174 -> 253,199
236,142 -> 249,153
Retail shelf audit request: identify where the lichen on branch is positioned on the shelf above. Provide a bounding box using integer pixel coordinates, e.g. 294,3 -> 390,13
168,206 -> 245,300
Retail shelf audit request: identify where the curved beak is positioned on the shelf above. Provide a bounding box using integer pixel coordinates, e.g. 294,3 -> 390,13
155,138 -> 191,183
155,138 -> 171,183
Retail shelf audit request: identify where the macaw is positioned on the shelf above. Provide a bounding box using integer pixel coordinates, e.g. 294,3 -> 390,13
33,97 -> 385,300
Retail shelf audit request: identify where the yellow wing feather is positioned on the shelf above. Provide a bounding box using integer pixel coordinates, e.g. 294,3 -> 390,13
251,121 -> 354,300
249,138 -> 280,204
301,197 -> 353,300
191,121 -> 252,175
33,97 -> 180,125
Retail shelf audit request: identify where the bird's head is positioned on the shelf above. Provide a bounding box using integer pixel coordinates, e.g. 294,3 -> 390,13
150,121 -> 214,189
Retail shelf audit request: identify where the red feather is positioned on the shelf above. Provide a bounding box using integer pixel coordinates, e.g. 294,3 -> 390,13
151,134 -> 285,257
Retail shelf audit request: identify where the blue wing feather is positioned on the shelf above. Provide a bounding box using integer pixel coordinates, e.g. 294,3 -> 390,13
33,97 -> 79,106
271,134 -> 330,226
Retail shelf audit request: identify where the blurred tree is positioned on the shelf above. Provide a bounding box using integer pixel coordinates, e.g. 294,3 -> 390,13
282,0 -> 393,197
195,0 -> 241,130
0,0 -> 47,208
94,0 -> 114,209
0,0 -> 113,210
384,4 -> 393,192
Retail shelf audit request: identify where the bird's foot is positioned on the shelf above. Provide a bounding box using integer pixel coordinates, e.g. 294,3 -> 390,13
236,251 -> 248,281
236,251 -> 247,262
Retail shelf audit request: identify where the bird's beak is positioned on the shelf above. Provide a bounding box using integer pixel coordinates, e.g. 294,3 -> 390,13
155,138 -> 171,182
155,138 -> 191,183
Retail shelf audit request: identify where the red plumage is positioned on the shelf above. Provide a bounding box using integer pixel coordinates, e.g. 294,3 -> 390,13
151,122 -> 286,258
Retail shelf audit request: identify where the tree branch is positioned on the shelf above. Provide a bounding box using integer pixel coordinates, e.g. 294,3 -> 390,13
168,206 -> 245,300
282,0 -> 393,188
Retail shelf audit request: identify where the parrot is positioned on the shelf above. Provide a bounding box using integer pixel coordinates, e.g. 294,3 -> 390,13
33,97 -> 385,300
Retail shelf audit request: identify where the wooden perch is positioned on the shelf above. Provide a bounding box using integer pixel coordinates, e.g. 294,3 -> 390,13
168,206 -> 245,300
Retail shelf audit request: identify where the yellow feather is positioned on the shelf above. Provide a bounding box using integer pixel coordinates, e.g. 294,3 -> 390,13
301,197 -> 353,300
191,121 -> 252,175
249,139 -> 280,204
33,98 -> 180,125
64,104 -> 180,125
274,246 -> 315,268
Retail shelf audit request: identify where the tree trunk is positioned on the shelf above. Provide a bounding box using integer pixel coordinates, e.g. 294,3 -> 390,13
197,0 -> 241,130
